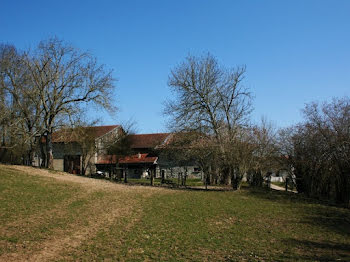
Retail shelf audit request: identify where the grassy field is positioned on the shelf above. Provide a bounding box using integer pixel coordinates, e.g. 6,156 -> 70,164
0,165 -> 349,261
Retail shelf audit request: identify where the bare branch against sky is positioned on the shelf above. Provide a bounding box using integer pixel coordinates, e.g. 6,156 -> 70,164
0,0 -> 349,132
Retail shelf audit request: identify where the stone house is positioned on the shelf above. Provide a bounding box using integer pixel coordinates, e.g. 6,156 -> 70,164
45,126 -> 201,179
51,125 -> 122,175
95,133 -> 171,178
95,132 -> 202,180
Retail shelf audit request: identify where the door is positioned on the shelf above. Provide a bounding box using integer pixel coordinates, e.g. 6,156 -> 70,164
64,155 -> 81,174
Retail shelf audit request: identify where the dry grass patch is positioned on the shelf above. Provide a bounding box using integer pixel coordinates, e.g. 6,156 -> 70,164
1,165 -> 349,261
0,165 -> 167,262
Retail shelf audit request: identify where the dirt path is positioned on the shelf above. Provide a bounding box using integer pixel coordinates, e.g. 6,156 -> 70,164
270,183 -> 298,193
1,165 -> 168,262
9,165 -> 163,193
27,204 -> 134,262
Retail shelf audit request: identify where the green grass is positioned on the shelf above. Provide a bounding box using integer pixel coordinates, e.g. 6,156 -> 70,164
1,165 -> 349,261
73,188 -> 350,261
0,165 -> 142,259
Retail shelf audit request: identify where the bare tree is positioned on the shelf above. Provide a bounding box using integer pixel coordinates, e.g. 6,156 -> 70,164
249,118 -> 279,187
164,53 -> 252,189
25,38 -> 116,168
0,39 -> 116,168
0,44 -> 43,164
279,97 -> 350,206
159,131 -> 207,187
68,125 -> 98,176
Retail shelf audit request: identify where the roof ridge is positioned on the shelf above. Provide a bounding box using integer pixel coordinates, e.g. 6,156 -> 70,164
89,124 -> 120,128
132,132 -> 171,136
52,124 -> 121,142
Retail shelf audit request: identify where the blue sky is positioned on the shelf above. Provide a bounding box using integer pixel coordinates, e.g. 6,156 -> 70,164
1,0 -> 349,133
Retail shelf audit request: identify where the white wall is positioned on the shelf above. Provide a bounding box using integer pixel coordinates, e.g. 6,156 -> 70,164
53,159 -> 64,171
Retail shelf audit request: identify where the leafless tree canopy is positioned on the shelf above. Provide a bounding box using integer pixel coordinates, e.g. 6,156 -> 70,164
164,53 -> 254,189
2,40 -> 349,205
0,38 -> 116,167
165,53 -> 252,138
277,97 -> 350,206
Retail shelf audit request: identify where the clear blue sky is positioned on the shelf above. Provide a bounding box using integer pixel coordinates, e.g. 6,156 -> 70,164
1,0 -> 349,133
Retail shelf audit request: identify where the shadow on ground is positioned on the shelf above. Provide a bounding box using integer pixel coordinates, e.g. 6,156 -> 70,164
248,187 -> 350,238
280,238 -> 350,261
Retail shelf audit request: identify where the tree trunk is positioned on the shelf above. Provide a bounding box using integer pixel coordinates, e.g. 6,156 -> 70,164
22,154 -> 26,165
161,170 -> 165,184
231,167 -> 237,190
40,136 -> 46,168
117,164 -> 121,181
110,165 -> 113,181
150,168 -> 154,186
0,127 -> 7,162
46,132 -> 53,169
81,158 -> 86,176
29,147 -> 35,166
231,167 -> 241,190
124,167 -> 128,183
183,167 -> 187,186
205,172 -> 208,190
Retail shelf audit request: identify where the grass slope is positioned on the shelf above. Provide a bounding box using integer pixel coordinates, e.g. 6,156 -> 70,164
0,165 -> 349,261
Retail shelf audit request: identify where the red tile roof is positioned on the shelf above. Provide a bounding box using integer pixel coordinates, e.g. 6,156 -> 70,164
52,125 -> 121,143
129,133 -> 171,149
89,125 -> 121,138
96,153 -> 158,165
96,155 -> 119,164
119,153 -> 158,164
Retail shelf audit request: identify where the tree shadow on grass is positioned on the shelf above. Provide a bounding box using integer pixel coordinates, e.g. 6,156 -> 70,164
299,205 -> 350,237
248,187 -> 350,237
248,187 -> 349,209
280,238 -> 350,261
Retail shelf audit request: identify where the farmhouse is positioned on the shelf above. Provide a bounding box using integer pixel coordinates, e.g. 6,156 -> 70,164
43,125 -> 201,179
51,125 -> 122,174
96,133 -> 171,178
